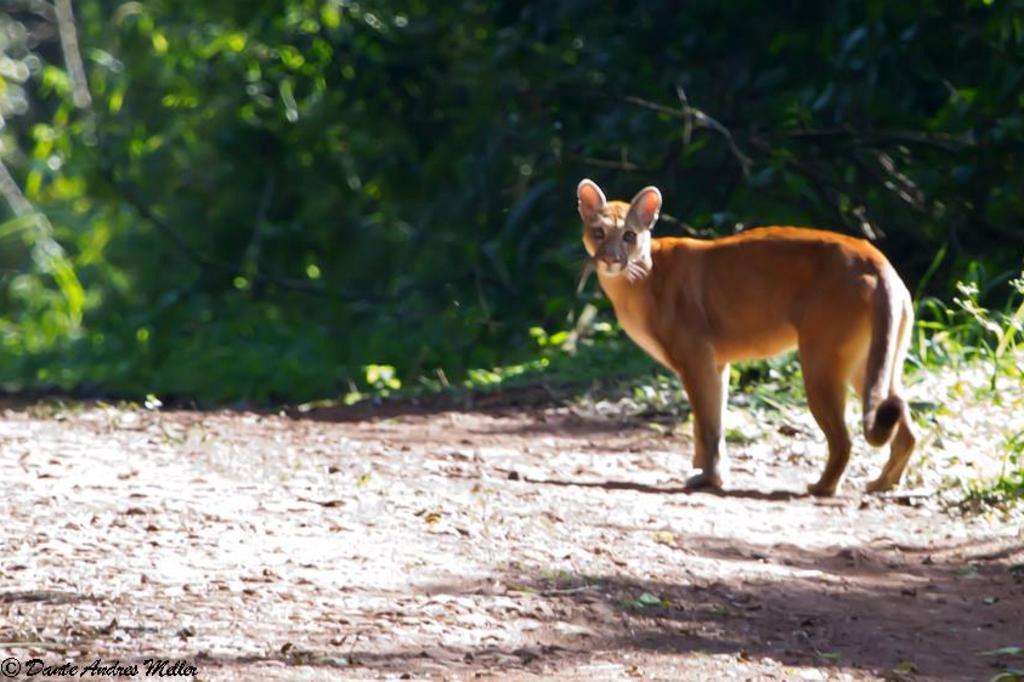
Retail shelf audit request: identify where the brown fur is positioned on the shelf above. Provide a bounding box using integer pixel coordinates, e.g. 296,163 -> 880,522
577,179 -> 917,496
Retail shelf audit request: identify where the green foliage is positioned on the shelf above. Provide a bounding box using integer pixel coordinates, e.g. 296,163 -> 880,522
624,592 -> 670,610
914,267 -> 1024,385
983,646 -> 1024,682
963,429 -> 1024,507
1,1 -> 1024,402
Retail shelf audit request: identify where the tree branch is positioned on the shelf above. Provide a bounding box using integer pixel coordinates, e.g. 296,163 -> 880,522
623,88 -> 752,177
0,158 -> 34,217
54,0 -> 92,109
567,154 -> 646,172
779,127 -> 973,153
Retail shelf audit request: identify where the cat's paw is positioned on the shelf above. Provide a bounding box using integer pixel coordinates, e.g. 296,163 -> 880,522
864,476 -> 895,494
806,479 -> 838,497
685,470 -> 723,491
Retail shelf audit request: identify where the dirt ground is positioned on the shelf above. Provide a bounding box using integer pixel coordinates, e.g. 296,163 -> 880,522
1,394 -> 1022,681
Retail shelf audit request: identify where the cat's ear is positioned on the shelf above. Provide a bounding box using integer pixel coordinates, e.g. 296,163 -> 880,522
627,186 -> 662,231
577,179 -> 607,222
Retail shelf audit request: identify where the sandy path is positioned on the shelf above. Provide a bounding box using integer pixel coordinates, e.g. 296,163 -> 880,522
1,399 -> 1021,681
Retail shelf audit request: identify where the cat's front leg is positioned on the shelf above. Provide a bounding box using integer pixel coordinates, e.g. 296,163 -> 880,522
677,353 -> 730,490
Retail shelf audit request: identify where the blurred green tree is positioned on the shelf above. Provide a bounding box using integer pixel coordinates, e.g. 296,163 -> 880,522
1,0 -> 1022,402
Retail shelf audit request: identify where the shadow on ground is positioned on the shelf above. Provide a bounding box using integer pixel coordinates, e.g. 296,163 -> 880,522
189,536 -> 1024,680
336,538 -> 1020,680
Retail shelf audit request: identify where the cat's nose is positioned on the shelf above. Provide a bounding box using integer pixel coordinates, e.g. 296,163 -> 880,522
599,254 -> 617,265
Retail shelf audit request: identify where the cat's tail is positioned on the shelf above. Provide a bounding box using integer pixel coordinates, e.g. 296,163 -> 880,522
862,268 -> 912,447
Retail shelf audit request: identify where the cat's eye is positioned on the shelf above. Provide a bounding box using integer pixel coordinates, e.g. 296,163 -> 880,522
623,230 -> 637,244
591,227 -> 605,240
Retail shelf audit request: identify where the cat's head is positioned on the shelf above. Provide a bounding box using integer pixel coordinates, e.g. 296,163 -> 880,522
577,179 -> 661,278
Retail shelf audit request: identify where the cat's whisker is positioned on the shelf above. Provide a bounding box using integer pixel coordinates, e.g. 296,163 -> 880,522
577,260 -> 596,294
625,259 -> 649,282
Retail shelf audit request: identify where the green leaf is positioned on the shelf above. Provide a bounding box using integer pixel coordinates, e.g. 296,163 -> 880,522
982,647 -> 1024,658
893,660 -> 917,674
990,670 -> 1024,682
636,592 -> 661,606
